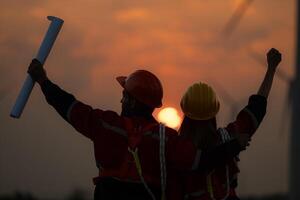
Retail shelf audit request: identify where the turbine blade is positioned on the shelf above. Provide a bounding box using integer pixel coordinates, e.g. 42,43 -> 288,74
212,80 -> 237,105
222,0 -> 255,36
230,105 -> 240,122
211,80 -> 240,123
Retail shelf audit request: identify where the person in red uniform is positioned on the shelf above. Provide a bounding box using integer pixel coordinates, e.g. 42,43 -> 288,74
27,62 -> 251,200
167,48 -> 282,200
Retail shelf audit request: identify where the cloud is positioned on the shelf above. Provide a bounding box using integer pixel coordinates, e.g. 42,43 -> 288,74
115,8 -> 151,23
0,0 -> 294,197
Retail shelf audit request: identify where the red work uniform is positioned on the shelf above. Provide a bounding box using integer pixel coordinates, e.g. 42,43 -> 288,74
167,95 -> 267,200
69,101 -> 197,198
40,80 -> 244,200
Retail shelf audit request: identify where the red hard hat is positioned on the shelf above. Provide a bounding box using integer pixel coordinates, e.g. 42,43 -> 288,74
116,70 -> 163,108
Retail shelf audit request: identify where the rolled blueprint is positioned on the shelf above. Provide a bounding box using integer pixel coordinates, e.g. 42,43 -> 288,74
10,16 -> 64,118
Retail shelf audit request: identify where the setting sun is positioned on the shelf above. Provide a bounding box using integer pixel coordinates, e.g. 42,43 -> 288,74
157,107 -> 182,129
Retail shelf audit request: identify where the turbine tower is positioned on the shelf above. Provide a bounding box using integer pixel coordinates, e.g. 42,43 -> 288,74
289,1 -> 300,199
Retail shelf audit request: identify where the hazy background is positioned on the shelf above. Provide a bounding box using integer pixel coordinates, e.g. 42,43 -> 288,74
0,0 -> 295,199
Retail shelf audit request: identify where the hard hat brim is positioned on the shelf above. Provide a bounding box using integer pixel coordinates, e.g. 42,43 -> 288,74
116,76 -> 126,88
116,72 -> 163,108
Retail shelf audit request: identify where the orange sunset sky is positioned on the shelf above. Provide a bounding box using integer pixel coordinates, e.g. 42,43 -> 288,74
0,0 -> 296,199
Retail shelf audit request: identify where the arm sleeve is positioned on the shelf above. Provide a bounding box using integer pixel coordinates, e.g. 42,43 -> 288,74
196,139 -> 241,172
40,80 -> 101,140
167,135 -> 241,172
226,95 -> 267,137
68,102 -> 103,140
41,79 -> 75,121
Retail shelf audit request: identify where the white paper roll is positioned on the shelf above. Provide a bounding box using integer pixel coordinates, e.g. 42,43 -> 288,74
10,16 -> 64,118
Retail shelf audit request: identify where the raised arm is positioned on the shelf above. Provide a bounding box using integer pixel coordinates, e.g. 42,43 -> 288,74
257,48 -> 282,98
221,49 -> 282,138
27,59 -> 75,121
27,59 -> 100,140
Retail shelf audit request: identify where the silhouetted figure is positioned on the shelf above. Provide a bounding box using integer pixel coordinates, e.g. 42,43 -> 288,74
27,61 -> 251,200
167,48 -> 282,200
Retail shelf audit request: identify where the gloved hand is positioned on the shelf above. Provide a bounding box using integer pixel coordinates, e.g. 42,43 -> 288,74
267,48 -> 282,71
27,59 -> 48,84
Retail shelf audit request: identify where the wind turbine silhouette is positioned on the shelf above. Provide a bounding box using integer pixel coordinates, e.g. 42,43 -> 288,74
289,2 -> 300,200
211,80 -> 241,123
222,1 -> 300,200
222,0 -> 255,36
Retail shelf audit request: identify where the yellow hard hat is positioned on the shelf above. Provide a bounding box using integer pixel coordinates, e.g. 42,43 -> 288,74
180,82 -> 220,120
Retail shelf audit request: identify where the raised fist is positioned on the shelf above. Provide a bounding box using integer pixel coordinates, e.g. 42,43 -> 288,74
267,48 -> 282,70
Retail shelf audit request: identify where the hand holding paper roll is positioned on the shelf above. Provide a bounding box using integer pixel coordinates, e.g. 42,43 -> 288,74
10,16 -> 64,118
27,59 -> 47,84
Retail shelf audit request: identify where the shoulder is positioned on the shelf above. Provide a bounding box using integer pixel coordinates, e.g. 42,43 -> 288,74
96,110 -> 125,129
101,110 -> 121,120
164,126 -> 179,137
71,102 -> 123,125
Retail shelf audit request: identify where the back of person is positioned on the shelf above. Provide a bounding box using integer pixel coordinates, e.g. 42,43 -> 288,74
185,129 -> 240,200
167,85 -> 267,200
167,48 -> 282,200
69,103 -> 209,200
69,102 -> 178,199
92,118 -> 163,199
167,130 -> 240,200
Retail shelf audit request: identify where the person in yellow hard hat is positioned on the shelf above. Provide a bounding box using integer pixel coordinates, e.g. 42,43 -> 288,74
167,48 -> 282,200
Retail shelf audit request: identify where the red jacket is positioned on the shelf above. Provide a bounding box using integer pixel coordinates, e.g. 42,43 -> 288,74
68,101 -> 199,187
167,95 -> 267,200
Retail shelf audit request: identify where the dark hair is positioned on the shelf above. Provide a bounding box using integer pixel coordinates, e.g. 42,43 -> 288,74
121,90 -> 154,119
179,116 -> 217,149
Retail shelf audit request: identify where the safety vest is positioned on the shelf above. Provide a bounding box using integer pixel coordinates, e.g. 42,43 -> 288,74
183,128 -> 240,200
96,118 -> 167,200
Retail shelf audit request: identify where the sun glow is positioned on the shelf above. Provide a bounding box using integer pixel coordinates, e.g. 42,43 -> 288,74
157,107 -> 182,129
